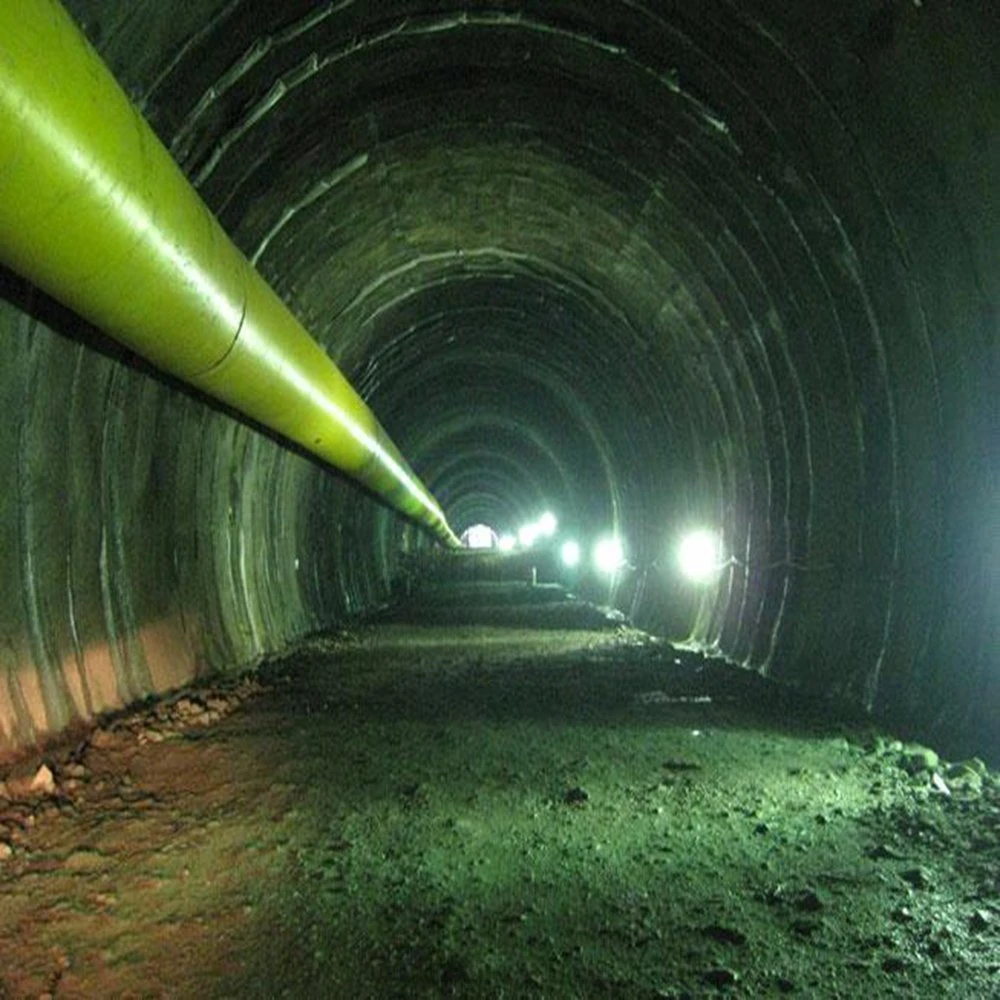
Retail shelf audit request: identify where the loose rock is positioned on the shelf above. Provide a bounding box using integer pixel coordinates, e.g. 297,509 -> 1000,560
901,745 -> 939,776
869,842 -> 904,860
702,924 -> 747,947
89,728 -> 120,750
30,764 -> 56,797
945,761 -> 984,798
663,759 -> 701,773
793,888 -> 824,912
701,967 -> 739,988
64,849 -> 106,872
900,866 -> 932,890
930,773 -> 952,796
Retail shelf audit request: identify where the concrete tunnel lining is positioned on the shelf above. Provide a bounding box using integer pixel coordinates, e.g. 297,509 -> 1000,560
0,0 -> 995,762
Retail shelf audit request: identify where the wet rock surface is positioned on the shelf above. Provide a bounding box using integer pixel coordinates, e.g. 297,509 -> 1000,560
0,612 -> 997,998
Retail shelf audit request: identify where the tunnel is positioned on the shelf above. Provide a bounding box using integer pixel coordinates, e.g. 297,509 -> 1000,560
0,1 -> 997,996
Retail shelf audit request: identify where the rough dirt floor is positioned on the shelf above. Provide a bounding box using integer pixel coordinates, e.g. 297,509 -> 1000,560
0,594 -> 998,999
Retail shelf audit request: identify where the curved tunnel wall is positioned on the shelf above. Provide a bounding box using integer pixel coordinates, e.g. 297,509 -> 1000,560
0,0 -> 996,762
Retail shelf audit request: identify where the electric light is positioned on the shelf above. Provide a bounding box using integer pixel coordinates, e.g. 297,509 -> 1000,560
538,511 -> 558,537
560,540 -> 581,568
594,536 -> 625,574
677,529 -> 722,583
497,534 -> 516,552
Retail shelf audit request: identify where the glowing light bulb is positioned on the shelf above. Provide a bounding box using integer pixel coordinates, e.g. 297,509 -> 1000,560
677,529 -> 722,583
560,540 -> 581,568
594,536 -> 625,574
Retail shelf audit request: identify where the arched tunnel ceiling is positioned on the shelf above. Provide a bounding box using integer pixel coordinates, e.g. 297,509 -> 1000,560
0,0 -> 995,762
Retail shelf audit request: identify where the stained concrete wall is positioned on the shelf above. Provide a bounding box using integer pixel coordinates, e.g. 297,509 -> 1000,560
0,280 -> 383,759
0,0 -> 996,762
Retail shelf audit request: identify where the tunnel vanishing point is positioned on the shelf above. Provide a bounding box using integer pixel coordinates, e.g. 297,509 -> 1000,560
0,1 -> 996,764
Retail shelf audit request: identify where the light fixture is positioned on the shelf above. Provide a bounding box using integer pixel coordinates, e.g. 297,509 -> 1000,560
677,529 -> 722,583
560,540 -> 581,568
538,511 -> 558,537
497,534 -> 516,552
594,536 -> 625,574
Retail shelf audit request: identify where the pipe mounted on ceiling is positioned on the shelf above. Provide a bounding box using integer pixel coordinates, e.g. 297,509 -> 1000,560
0,0 -> 458,547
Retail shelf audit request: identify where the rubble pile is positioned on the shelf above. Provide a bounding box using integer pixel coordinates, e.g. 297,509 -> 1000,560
0,673 -> 266,861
